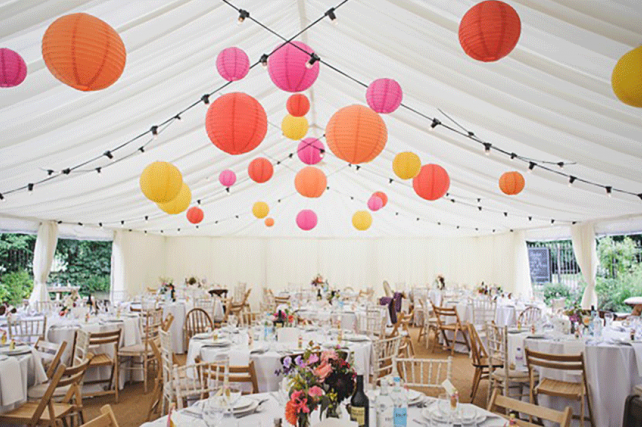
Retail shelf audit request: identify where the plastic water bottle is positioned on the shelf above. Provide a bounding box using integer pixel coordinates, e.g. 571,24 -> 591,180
515,347 -> 524,370
391,377 -> 407,427
588,306 -> 596,337
376,379 -> 393,427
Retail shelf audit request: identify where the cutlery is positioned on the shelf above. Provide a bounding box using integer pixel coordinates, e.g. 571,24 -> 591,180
412,418 -> 429,426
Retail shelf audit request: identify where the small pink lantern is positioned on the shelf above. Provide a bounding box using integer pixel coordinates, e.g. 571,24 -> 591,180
367,195 -> 384,212
297,138 -> 324,165
218,169 -> 236,187
0,48 -> 27,88
296,209 -> 317,231
366,78 -> 402,114
216,47 -> 249,82
268,41 -> 319,92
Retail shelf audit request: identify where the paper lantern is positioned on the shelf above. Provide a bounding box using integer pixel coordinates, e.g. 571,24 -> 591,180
458,1 -> 521,62
282,115 -> 308,140
326,105 -> 388,164
612,46 -> 642,107
295,167 -> 327,198
499,171 -> 525,195
252,202 -> 269,219
216,47 -> 249,82
140,162 -> 183,203
352,211 -> 372,231
158,183 -> 191,215
218,170 -> 237,187
296,209 -> 317,231
248,158 -> 273,184
297,138 -> 324,165
0,49 -> 27,88
206,92 -> 267,155
265,218 -> 275,227
186,206 -> 204,224
368,196 -> 383,212
413,164 -> 450,201
287,94 -> 310,117
42,13 -> 126,91
268,41 -> 319,92
373,191 -> 388,207
393,152 -> 421,180
366,78 -> 403,114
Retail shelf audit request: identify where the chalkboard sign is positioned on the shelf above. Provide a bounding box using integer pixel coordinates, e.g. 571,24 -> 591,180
528,247 -> 551,283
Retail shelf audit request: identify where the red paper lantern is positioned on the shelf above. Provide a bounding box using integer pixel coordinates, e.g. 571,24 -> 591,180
248,157 -> 273,183
325,105 -> 388,164
499,171 -> 525,195
413,164 -> 450,201
186,206 -> 204,224
372,191 -> 388,207
265,218 -> 275,227
295,167 -> 327,198
287,94 -> 310,117
42,13 -> 126,91
205,92 -> 267,155
0,49 -> 27,88
458,1 -> 521,62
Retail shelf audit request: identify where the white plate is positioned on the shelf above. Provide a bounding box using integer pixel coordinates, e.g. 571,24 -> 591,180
343,334 -> 370,342
422,404 -> 487,424
201,339 -> 232,348
367,389 -> 423,403
208,396 -> 255,411
0,345 -> 30,356
193,333 -> 213,340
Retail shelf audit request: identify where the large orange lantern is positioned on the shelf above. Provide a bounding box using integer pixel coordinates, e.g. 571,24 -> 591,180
325,105 -> 387,164
286,94 -> 310,117
499,171 -> 525,195
413,164 -> 450,201
458,1 -> 521,62
248,158 -> 273,183
186,207 -> 204,224
205,92 -> 267,155
42,13 -> 126,91
295,167 -> 327,198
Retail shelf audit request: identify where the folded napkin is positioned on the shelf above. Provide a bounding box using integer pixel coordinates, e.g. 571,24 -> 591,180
0,357 -> 24,406
29,347 -> 48,384
631,342 -> 642,374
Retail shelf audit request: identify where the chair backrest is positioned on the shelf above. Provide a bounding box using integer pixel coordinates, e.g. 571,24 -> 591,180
141,308 -> 163,351
73,329 -> 91,366
203,360 -> 259,395
194,297 -> 215,315
372,335 -> 402,382
159,329 -> 174,400
29,363 -> 67,426
472,298 -> 496,325
525,348 -> 586,382
173,362 -> 218,408
79,405 -> 120,427
274,295 -> 290,306
89,329 -> 121,348
361,308 -> 385,338
34,301 -> 61,314
468,323 -> 488,365
383,281 -> 393,297
58,353 -> 94,406
396,357 -> 452,395
233,282 -> 247,303
8,316 -> 47,344
161,313 -> 174,332
184,308 -> 213,341
518,306 -> 542,326
35,338 -> 67,379
485,323 -> 507,366
487,389 -> 572,427
432,305 -> 463,328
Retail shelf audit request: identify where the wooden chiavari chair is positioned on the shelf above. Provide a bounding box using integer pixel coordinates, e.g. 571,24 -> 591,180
145,314 -> 175,421
472,298 -> 496,327
485,323 -> 531,399
202,361 -> 259,395
518,306 -> 542,326
371,335 -> 402,386
8,316 -> 47,344
396,357 -> 452,397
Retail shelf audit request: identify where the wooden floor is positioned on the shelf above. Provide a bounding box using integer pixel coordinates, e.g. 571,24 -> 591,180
83,327 -> 487,427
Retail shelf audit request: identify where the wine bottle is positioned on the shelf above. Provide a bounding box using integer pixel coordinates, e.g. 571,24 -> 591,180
350,375 -> 369,427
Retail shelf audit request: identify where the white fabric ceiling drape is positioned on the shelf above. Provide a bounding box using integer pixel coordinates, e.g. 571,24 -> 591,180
571,222 -> 599,309
28,221 -> 58,304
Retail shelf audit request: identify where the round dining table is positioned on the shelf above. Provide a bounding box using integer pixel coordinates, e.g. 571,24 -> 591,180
0,346 -> 48,414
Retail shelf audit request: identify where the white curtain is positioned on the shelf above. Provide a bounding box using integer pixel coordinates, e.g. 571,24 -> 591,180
571,222 -> 599,309
28,221 -> 58,304
513,231 -> 533,299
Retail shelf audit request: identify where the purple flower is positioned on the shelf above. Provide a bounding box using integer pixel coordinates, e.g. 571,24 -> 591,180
283,356 -> 292,368
295,355 -> 305,367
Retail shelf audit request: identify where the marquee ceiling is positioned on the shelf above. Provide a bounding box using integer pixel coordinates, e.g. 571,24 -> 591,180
1,0 -> 641,238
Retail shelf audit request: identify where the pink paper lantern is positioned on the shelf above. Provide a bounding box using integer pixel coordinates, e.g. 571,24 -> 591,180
367,195 -> 384,212
0,48 -> 27,88
366,78 -> 402,114
216,47 -> 249,82
296,209 -> 317,231
218,169 -> 236,187
268,41 -> 319,92
297,138 -> 324,165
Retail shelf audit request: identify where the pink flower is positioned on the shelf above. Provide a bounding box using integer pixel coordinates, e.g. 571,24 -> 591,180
290,390 -> 310,414
314,362 -> 333,380
321,350 -> 337,363
307,353 -> 319,365
308,386 -> 324,397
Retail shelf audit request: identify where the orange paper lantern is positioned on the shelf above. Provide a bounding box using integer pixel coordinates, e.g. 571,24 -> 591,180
499,171 -> 525,195
42,13 -> 126,91
413,164 -> 450,201
248,158 -> 273,183
295,167 -> 327,198
205,92 -> 267,155
373,191 -> 388,207
265,218 -> 275,227
458,1 -> 521,62
286,94 -> 310,117
325,105 -> 388,164
186,206 -> 204,224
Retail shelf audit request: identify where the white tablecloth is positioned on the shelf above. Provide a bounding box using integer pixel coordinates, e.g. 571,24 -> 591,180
0,350 -> 48,413
507,332 -> 642,427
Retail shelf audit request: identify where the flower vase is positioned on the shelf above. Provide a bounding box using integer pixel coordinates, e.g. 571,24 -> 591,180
298,416 -> 310,427
325,405 -> 341,419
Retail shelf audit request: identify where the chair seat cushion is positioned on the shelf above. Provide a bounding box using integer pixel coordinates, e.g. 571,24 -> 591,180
536,378 -> 584,398
27,383 -> 71,399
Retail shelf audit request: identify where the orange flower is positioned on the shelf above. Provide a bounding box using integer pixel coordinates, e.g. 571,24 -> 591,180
285,400 -> 298,425
314,362 -> 333,380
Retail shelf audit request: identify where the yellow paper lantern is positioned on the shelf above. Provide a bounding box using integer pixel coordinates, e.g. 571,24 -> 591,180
252,201 -> 269,219
282,114 -> 308,140
352,211 -> 372,231
393,152 -> 421,180
612,46 -> 642,107
140,161 -> 183,203
157,183 -> 191,214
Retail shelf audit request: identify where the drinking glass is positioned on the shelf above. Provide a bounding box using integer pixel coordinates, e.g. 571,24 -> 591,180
228,315 -> 238,328
604,312 -> 614,327
203,397 -> 225,427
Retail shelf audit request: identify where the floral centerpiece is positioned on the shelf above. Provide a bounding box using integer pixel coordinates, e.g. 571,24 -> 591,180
185,276 -> 202,287
326,290 -> 341,305
281,345 -> 356,426
434,274 -> 446,290
272,307 -> 295,327
564,301 -> 583,327
158,277 -> 174,294
311,274 -> 325,288
59,289 -> 80,316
